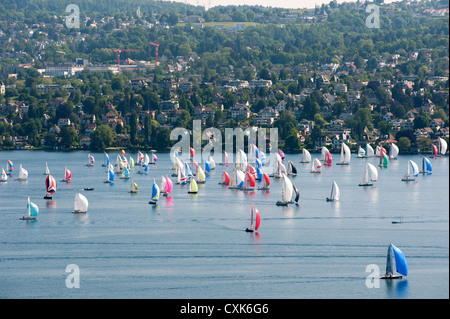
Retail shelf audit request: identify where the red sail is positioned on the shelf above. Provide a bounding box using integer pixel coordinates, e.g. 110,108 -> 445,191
223,171 -> 231,184
432,144 -> 438,157
247,172 -> 256,187
255,209 -> 261,231
46,175 -> 56,193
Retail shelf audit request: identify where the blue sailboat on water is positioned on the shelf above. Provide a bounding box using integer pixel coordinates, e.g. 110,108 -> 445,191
420,156 -> 432,175
104,164 -> 115,183
20,197 -> 39,220
149,180 -> 160,205
381,243 -> 408,279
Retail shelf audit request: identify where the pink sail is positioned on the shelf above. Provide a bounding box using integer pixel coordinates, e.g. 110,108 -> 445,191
250,205 -> 261,231
223,150 -> 229,165
65,168 -> 72,181
165,176 -> 173,194
248,164 -> 256,177
190,147 -> 195,158
324,150 -> 332,166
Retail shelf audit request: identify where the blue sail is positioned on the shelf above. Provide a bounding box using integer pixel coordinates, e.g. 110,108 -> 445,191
391,244 -> 408,276
151,182 -> 160,201
30,202 -> 39,217
423,156 -> 432,174
256,167 -> 263,180
105,152 -> 110,166
256,158 -> 262,169
185,162 -> 193,178
204,160 -> 211,173
109,167 -> 115,181
124,166 -> 130,177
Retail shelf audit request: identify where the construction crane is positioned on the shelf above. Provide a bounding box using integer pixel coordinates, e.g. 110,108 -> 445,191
150,41 -> 159,65
113,49 -> 138,74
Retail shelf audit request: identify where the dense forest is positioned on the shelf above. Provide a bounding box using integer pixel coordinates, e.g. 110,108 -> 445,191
0,0 -> 448,152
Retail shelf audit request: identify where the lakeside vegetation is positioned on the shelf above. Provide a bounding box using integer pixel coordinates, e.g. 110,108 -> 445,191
0,0 -> 448,153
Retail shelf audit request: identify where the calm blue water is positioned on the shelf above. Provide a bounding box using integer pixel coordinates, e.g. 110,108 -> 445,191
0,150 -> 448,299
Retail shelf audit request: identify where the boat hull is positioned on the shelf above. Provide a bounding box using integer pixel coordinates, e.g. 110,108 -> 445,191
359,183 -> 373,186
20,216 -> 36,220
276,201 -> 289,206
380,275 -> 403,279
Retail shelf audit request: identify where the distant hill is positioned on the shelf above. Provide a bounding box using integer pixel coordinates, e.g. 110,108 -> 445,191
0,0 -> 203,19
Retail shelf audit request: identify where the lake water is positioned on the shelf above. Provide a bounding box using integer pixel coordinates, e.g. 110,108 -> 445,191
0,150 -> 448,299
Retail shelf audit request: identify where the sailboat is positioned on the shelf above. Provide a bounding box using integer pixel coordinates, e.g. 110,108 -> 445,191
311,158 -> 322,173
389,143 -> 399,159
20,197 -> 39,220
129,180 -> 139,193
44,174 -> 56,199
401,160 -> 419,181
276,173 -> 294,206
241,171 -> 256,191
336,143 -> 351,165
287,160 -> 297,176
439,137 -> 447,156
120,166 -> 130,179
18,164 -> 28,180
104,164 -> 115,183
86,154 -> 95,166
218,170 -> 231,185
292,185 -> 299,205
0,168 -> 8,182
6,160 -> 14,175
380,243 -> 408,279
188,178 -> 198,194
220,150 -> 229,166
208,156 -> 216,170
164,176 -> 173,197
366,144 -> 375,157
378,149 -> 389,168
420,156 -> 432,175
357,145 -> 366,158
103,152 -> 110,167
431,144 -> 438,158
326,181 -> 340,202
359,163 -> 378,186
73,193 -> 88,213
300,148 -> 311,163
321,146 -> 332,166
257,173 -> 271,191
61,167 -> 72,182
44,162 -> 50,175
245,205 -> 261,232
149,150 -> 157,165
149,180 -> 160,204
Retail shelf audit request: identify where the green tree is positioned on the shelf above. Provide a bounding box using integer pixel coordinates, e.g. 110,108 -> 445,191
397,136 -> 411,152
90,125 -> 116,151
59,126 -> 78,149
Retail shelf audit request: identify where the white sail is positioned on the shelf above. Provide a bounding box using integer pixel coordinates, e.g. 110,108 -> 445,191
18,164 -> 28,180
332,181 -> 340,201
45,162 -> 50,175
160,176 -> 166,193
357,145 -> 366,158
389,143 -> 399,159
367,163 -> 378,181
1,168 -> 7,182
366,144 -> 375,157
410,160 -> 419,177
301,148 -> 311,163
311,158 -> 322,173
282,174 -> 294,202
439,137 -> 447,155
362,164 -> 370,184
236,169 -> 245,187
74,193 -> 88,212
197,166 -> 206,183
343,143 -> 351,163
208,156 -> 216,169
